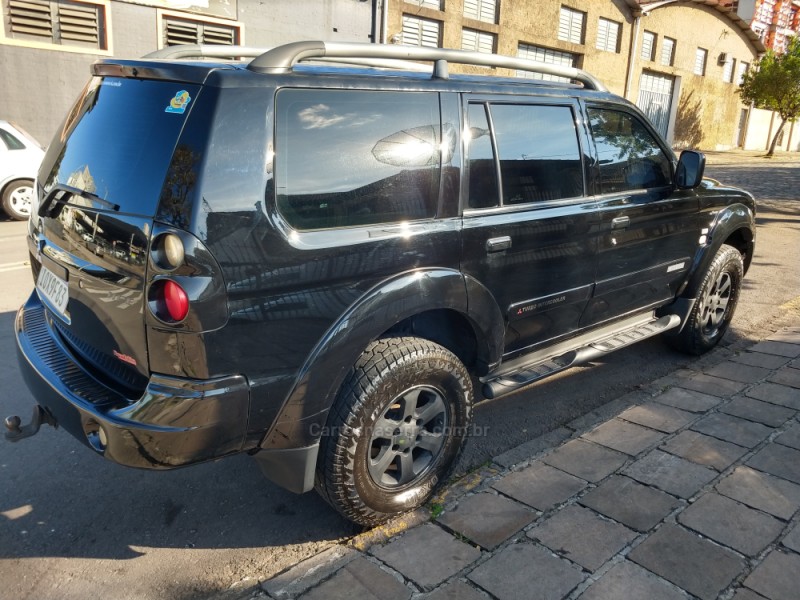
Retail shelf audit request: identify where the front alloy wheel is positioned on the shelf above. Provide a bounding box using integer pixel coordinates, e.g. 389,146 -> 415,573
2,180 -> 34,221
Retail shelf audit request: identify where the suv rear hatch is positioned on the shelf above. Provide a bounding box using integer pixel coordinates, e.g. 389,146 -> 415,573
31,74 -> 201,396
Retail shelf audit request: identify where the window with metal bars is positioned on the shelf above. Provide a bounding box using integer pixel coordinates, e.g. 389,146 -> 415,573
595,17 -> 620,53
461,28 -> 495,54
407,0 -> 443,9
463,0 -> 498,24
737,61 -> 749,85
660,36 -> 675,66
558,6 -> 585,44
401,14 -> 441,48
4,0 -> 107,50
641,31 -> 655,61
163,16 -> 239,46
723,57 -> 736,83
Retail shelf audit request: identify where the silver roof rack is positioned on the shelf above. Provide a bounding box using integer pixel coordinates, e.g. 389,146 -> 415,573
144,41 -> 607,92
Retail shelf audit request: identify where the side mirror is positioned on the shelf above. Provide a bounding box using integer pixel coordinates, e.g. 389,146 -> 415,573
676,150 -> 706,189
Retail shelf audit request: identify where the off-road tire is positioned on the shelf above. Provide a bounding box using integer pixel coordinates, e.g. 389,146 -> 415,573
315,337 -> 473,526
668,244 -> 743,355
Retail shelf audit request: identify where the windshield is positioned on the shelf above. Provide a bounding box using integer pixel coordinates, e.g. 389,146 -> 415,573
40,77 -> 200,217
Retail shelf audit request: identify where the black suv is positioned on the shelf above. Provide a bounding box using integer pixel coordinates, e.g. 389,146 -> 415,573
7,41 -> 755,526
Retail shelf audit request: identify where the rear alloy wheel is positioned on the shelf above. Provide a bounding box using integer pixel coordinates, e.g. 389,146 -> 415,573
2,179 -> 34,221
315,337 -> 473,526
668,244 -> 743,355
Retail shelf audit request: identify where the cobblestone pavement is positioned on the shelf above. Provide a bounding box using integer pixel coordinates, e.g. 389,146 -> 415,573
233,324 -> 800,600
219,149 -> 800,600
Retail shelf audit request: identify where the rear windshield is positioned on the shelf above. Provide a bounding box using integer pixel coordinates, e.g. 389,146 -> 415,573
40,77 -> 199,217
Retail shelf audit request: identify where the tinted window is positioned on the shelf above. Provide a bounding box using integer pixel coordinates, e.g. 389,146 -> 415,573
0,128 -> 26,150
491,104 -> 583,204
275,89 -> 441,230
587,108 -> 672,193
467,103 -> 499,209
40,77 -> 199,216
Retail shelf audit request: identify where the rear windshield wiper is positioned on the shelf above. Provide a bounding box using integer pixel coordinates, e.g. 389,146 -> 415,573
39,183 -> 120,217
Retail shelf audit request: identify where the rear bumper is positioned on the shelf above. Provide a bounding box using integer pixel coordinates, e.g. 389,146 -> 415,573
15,292 -> 249,469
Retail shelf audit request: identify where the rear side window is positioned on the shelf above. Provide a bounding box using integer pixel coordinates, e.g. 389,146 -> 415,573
466,102 -> 583,209
275,89 -> 441,230
587,107 -> 672,193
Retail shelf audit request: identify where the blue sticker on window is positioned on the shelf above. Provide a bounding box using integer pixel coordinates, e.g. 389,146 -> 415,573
165,90 -> 191,114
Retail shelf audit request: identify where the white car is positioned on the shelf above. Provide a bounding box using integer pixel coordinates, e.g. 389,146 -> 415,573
0,120 -> 45,221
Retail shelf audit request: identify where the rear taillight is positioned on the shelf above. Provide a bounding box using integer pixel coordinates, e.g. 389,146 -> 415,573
148,279 -> 189,323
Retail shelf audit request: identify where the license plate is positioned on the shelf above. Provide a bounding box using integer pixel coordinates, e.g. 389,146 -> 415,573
37,265 -> 69,317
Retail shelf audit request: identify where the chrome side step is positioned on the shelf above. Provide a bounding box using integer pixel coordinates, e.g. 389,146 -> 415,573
482,314 -> 681,400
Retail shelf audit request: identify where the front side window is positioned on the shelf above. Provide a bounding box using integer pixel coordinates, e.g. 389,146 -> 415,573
467,103 -> 583,208
275,90 -> 442,230
587,108 -> 672,194
596,17 -> 621,53
558,6 -> 585,44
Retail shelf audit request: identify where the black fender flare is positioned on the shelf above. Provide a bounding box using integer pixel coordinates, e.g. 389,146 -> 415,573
682,203 -> 755,299
259,268 -> 504,450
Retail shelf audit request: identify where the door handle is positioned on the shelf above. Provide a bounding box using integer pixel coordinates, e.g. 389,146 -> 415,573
611,216 -> 630,229
486,236 -> 512,252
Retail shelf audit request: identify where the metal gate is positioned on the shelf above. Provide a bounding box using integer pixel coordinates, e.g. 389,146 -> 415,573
637,72 -> 674,138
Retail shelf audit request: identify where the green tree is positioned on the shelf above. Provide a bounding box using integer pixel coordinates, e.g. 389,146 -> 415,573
739,37 -> 800,157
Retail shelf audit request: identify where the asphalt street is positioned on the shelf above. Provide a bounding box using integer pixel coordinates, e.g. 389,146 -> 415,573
1,154 -> 799,599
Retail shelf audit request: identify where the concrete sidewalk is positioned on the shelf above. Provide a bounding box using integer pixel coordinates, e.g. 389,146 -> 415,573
246,325 -> 800,600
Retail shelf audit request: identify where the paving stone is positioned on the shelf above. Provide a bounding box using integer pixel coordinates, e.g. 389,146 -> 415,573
731,351 -> 791,370
776,421 -> 800,449
731,588 -> 769,600
743,550 -> 800,600
746,382 -> 800,409
769,366 -> 800,389
677,373 -> 747,397
751,341 -> 800,358
582,418 -> 666,456
437,493 -> 534,550
720,396 -> 796,427
781,522 -> 800,553
527,505 -> 637,572
424,581 -> 488,600
579,475 -> 681,532
716,466 -> 800,520
566,392 -> 648,433
542,439 -> 628,483
623,450 -> 717,499
577,560 -> 686,600
652,387 -> 721,413
492,462 -> 586,511
493,427 -> 572,469
660,430 -> 748,471
618,403 -> 696,434
705,361 -> 772,384
691,413 -> 773,448
467,543 -> 585,600
678,492 -> 784,556
370,524 -> 480,591
748,443 -> 800,485
629,524 -> 746,600
299,556 -> 410,600
263,546 -> 357,599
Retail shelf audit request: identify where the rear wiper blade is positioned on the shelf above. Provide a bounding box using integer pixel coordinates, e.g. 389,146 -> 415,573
39,183 -> 120,216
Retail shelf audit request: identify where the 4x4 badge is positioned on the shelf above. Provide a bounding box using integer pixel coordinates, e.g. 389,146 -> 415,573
165,90 -> 191,114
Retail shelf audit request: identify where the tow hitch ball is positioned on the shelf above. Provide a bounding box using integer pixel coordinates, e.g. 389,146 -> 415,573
4,406 -> 56,442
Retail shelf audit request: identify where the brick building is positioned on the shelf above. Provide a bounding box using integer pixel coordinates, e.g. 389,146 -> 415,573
727,0 -> 800,53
